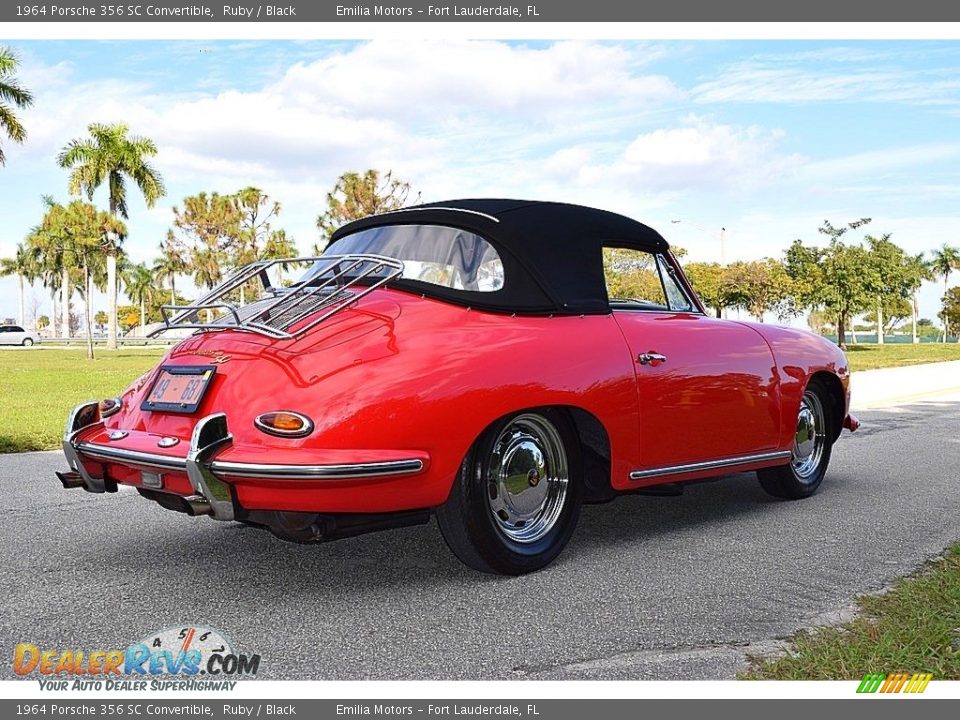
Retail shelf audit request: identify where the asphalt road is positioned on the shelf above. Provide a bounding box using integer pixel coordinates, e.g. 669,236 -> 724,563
2,396 -> 959,680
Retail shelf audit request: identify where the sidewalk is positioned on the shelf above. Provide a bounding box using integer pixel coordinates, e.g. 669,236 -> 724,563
849,360 -> 960,410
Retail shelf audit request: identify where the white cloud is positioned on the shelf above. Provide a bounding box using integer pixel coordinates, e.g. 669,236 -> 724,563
610,115 -> 801,192
693,60 -> 960,106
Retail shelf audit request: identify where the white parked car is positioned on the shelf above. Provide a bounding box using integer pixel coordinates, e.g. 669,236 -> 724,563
0,325 -> 40,346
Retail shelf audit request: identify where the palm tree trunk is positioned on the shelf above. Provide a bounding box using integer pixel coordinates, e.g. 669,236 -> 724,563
16,274 -> 24,327
837,312 -> 847,349
945,275 -> 951,342
140,296 -> 146,333
51,291 -> 57,337
84,265 -> 94,360
876,299 -> 883,345
61,266 -> 71,340
170,275 -> 176,306
912,289 -> 919,344
106,251 -> 118,350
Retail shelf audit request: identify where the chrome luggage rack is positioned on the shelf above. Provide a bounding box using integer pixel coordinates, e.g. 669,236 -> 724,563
150,254 -> 404,340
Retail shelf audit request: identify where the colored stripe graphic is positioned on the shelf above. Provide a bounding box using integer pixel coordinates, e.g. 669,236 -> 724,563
857,672 -> 932,694
857,673 -> 886,693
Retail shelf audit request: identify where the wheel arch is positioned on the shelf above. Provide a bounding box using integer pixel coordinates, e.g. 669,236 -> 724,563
809,370 -> 845,443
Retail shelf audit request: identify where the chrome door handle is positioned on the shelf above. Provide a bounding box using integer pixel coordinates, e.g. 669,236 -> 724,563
637,352 -> 667,365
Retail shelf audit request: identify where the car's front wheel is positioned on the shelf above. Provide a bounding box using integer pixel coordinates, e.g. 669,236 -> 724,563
22,338 -> 33,347
436,410 -> 582,575
758,380 -> 834,499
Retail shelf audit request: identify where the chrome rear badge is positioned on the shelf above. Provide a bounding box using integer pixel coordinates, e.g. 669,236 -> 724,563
190,349 -> 232,364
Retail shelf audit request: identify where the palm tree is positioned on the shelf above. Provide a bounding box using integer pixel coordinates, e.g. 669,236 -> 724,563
930,244 -> 960,341
27,198 -> 74,340
0,46 -> 33,165
153,231 -> 188,306
122,262 -> 154,333
192,245 -> 223,322
59,201 -> 124,359
0,243 -> 37,326
58,122 -> 166,350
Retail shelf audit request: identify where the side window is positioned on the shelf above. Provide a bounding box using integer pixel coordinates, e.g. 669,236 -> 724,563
656,256 -> 695,312
602,247 -> 668,310
603,247 -> 696,312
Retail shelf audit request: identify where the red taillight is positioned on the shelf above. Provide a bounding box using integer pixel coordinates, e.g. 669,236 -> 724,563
99,398 -> 121,418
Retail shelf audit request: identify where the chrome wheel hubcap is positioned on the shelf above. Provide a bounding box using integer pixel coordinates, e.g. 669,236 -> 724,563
792,391 -> 825,483
487,414 -> 568,544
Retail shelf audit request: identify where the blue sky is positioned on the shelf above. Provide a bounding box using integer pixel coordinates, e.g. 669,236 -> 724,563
2,39 -> 960,325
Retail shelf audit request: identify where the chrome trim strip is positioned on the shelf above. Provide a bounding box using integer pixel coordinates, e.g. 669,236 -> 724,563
74,442 -> 425,481
629,450 -> 792,481
76,442 -> 188,470
373,206 -> 501,223
209,458 -> 425,480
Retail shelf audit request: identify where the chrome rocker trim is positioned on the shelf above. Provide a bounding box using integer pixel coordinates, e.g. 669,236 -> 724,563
629,450 -> 792,481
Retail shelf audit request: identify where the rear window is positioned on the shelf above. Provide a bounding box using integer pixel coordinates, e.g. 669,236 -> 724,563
324,224 -> 504,292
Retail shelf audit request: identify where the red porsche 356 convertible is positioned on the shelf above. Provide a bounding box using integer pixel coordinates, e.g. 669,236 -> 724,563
57,200 -> 858,574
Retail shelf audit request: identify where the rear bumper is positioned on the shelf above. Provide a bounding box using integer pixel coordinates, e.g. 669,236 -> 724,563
60,401 -> 428,521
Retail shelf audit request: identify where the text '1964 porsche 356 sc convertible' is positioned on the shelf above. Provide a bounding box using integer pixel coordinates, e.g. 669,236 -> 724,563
57,199 -> 859,574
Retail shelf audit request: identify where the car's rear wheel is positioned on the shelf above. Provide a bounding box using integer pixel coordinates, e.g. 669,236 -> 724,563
758,380 -> 834,499
436,410 -> 582,575
22,338 -> 33,347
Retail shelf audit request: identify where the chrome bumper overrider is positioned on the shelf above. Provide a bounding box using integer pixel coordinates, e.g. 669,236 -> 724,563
61,401 -> 425,522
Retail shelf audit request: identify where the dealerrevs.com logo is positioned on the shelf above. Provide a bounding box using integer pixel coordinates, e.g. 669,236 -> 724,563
14,625 -> 261,691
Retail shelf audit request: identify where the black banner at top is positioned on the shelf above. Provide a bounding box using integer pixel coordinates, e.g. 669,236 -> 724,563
5,0 -> 960,22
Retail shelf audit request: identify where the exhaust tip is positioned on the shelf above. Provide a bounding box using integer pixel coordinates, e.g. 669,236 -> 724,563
137,488 -> 213,516
56,470 -> 86,490
184,495 -> 213,516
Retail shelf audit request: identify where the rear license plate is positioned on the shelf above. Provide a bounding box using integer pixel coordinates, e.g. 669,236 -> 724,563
141,365 -> 216,414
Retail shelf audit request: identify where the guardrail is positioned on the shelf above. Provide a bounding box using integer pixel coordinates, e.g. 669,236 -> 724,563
37,337 -> 174,346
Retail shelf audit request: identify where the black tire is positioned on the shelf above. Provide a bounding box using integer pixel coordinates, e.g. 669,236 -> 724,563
436,409 -> 583,575
22,338 -> 33,347
758,379 -> 835,500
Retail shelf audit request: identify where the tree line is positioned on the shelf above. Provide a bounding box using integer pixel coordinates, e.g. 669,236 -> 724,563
675,219 -> 960,346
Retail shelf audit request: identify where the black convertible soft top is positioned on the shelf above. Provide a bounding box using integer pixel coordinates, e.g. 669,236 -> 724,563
328,199 -> 671,315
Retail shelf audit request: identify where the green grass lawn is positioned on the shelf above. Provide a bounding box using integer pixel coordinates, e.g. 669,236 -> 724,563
0,348 -> 164,453
743,544 -> 960,680
844,343 -> 960,372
